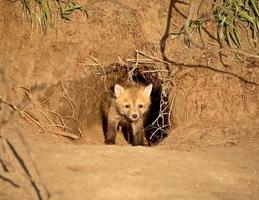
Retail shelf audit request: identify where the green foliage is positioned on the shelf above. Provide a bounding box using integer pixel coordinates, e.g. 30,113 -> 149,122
183,0 -> 259,48
59,1 -> 86,21
214,0 -> 259,47
17,0 -> 87,33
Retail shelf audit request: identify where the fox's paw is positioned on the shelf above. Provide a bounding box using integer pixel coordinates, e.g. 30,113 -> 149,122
105,139 -> 115,145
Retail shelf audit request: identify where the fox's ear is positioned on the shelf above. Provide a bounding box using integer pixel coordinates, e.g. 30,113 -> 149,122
144,84 -> 153,96
114,84 -> 125,98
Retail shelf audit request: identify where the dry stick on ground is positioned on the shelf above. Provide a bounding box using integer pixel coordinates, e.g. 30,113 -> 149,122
38,109 -> 79,139
48,124 -> 72,131
24,109 -> 79,139
22,111 -> 46,131
0,96 -> 42,130
41,80 -> 63,105
51,131 -> 79,139
62,116 -> 83,137
0,97 -> 78,140
36,108 -> 55,126
125,58 -> 156,64
61,96 -> 75,118
28,80 -> 81,138
18,86 -> 79,138
45,109 -> 68,131
136,50 -> 170,66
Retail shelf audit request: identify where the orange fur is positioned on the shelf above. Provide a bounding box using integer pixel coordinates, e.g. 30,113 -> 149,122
104,83 -> 152,145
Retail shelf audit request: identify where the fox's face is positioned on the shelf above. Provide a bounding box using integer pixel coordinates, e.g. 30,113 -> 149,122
114,84 -> 153,122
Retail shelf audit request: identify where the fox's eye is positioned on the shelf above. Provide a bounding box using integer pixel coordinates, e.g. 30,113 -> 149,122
125,104 -> 130,108
138,104 -> 144,108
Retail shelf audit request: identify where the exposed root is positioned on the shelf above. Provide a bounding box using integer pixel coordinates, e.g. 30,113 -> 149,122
60,96 -> 75,118
41,80 -> 63,105
0,84 -> 81,141
51,131 -> 79,139
160,0 -> 259,86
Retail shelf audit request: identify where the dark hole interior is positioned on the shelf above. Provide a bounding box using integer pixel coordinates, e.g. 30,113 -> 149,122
132,70 -> 169,145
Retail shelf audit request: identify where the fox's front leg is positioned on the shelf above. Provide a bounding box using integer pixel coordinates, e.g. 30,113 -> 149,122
132,120 -> 145,146
105,118 -> 119,144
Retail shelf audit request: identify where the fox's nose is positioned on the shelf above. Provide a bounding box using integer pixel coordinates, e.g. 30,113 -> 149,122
132,114 -> 138,119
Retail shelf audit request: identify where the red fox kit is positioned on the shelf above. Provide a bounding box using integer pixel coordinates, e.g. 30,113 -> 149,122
103,83 -> 153,145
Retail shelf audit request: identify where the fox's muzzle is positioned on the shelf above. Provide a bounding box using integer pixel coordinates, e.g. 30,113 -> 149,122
128,113 -> 141,122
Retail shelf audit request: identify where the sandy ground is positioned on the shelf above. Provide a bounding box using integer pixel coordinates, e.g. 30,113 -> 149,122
1,131 -> 259,200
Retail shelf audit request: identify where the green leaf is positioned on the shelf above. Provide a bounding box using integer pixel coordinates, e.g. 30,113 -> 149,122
232,27 -> 241,47
226,26 -> 233,47
250,0 -> 259,17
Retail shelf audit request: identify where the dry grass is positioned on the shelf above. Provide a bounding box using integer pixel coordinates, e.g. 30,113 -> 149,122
12,0 -> 87,33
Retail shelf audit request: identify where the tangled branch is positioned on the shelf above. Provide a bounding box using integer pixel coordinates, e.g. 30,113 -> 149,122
160,0 -> 259,86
